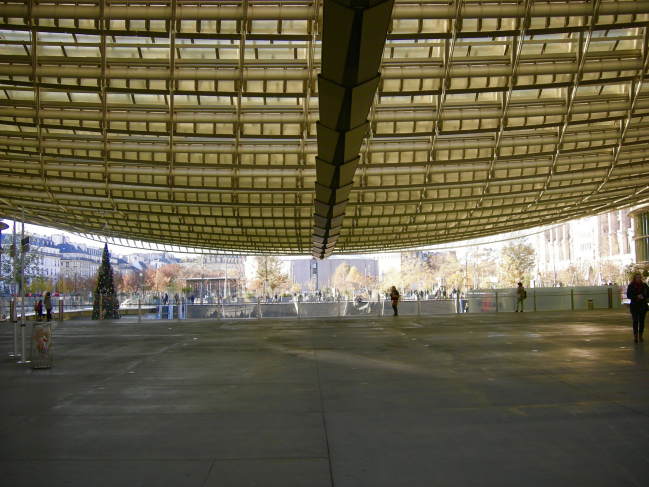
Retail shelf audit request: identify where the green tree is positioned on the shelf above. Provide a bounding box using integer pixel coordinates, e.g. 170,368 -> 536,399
92,244 -> 121,320
435,252 -> 462,287
497,239 -> 536,287
458,247 -> 498,290
307,276 -> 317,292
254,256 -> 287,294
1,233 -> 43,293
347,266 -> 363,287
401,252 -> 429,292
358,273 -> 378,296
27,276 -> 53,294
331,263 -> 352,296
379,266 -> 403,292
56,275 -> 74,294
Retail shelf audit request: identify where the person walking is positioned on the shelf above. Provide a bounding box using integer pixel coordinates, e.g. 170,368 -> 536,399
515,282 -> 526,312
43,292 -> 53,321
626,273 -> 648,343
390,286 -> 400,316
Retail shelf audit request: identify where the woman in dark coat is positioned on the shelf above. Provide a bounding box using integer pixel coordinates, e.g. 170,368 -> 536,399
626,273 -> 648,343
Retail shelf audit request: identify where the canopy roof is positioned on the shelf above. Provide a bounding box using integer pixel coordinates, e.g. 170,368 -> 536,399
0,0 -> 648,255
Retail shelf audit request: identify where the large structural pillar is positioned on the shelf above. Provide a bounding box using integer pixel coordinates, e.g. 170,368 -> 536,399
312,0 -> 395,259
562,224 -> 570,262
593,216 -> 601,261
626,210 -> 635,261
538,232 -> 547,273
618,210 -> 626,255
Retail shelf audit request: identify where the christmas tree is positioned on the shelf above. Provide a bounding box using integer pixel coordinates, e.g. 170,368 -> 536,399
92,243 -> 121,320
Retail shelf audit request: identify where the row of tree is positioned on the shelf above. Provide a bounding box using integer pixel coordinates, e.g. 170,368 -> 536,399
236,242 -> 630,297
2,236 -> 633,298
398,241 -> 629,291
1,236 -> 247,295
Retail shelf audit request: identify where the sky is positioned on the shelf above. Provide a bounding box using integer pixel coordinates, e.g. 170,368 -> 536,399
1,218 -> 540,260
0,219 -> 163,256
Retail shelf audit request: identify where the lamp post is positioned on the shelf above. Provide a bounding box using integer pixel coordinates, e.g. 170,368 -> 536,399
64,273 -> 70,307
19,206 -> 27,364
200,255 -> 205,304
224,258 -> 228,300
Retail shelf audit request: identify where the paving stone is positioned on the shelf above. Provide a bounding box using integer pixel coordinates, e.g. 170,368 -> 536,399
0,310 -> 647,486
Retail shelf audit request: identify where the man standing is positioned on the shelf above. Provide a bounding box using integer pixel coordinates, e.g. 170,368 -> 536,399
390,286 -> 400,316
515,282 -> 526,312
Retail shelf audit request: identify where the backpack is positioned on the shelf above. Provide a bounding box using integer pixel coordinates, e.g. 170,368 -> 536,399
522,290 -> 527,299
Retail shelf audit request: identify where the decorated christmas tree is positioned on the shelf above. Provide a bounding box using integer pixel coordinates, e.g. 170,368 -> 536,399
92,244 -> 121,320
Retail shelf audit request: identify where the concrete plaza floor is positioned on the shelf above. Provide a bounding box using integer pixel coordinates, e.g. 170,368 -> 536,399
1,310 -> 648,487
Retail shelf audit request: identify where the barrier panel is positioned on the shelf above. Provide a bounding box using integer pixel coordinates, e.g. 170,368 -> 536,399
180,297 -> 457,320
1,287 -> 625,334
467,286 -> 621,313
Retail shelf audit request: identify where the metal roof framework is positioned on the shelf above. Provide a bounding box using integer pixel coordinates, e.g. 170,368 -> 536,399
0,0 -> 648,256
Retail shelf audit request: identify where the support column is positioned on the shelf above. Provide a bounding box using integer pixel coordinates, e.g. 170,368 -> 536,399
593,216 -> 601,261
312,0 -> 395,259
19,207 -> 27,364
570,221 -> 578,267
539,231 -> 546,273
10,300 -> 17,357
607,212 -> 614,257
562,224 -> 569,263
626,210 -> 635,260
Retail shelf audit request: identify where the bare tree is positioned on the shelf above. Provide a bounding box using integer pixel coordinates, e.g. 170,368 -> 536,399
497,240 -> 536,287
254,256 -> 287,295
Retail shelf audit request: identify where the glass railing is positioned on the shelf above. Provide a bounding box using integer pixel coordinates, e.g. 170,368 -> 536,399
0,286 -> 625,322
466,286 -> 622,313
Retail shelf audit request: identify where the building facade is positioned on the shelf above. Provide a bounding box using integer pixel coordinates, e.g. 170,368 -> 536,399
287,257 -> 379,292
57,242 -> 99,279
533,209 -> 635,284
376,252 -> 401,279
628,205 -> 649,264
30,235 -> 61,281
0,232 -> 61,286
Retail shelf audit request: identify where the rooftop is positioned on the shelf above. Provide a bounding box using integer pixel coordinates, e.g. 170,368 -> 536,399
0,1 -> 648,255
